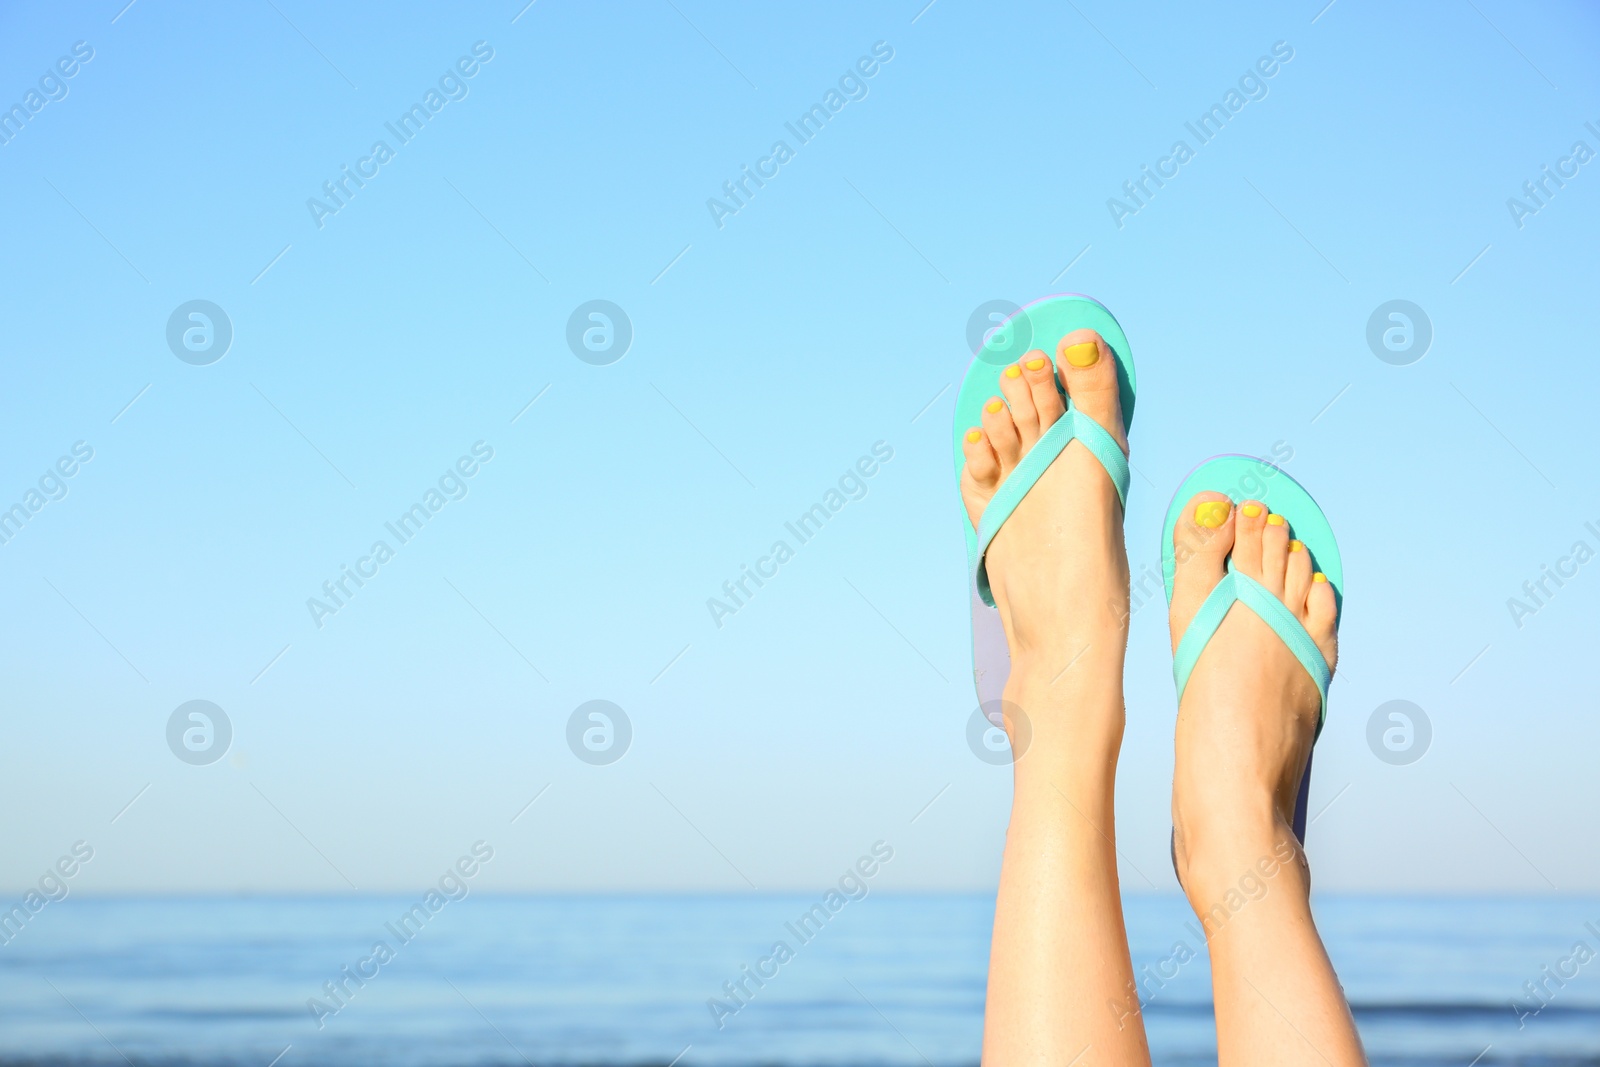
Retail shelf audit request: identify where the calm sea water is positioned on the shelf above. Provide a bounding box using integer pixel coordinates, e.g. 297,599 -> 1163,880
1,894 -> 1596,1066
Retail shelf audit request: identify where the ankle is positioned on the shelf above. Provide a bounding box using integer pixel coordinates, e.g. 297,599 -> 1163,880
1001,674 -> 1125,778
1176,814 -> 1307,911
1003,594 -> 1130,664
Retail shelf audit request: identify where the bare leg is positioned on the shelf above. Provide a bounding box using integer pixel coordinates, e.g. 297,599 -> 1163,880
960,331 -> 1150,1066
1167,494 -> 1366,1066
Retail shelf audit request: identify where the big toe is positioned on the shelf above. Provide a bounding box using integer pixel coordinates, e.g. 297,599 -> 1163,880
1056,329 -> 1127,454
1168,492 -> 1234,653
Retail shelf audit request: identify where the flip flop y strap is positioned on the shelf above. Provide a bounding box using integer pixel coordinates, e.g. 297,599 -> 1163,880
1172,562 -> 1331,737
970,403 -> 1130,607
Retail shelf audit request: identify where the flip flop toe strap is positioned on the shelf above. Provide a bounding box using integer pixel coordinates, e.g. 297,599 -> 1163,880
1172,564 -> 1331,735
970,405 -> 1131,607
1070,408 -> 1129,504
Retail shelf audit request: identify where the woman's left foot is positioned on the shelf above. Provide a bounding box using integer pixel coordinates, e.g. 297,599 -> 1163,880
1166,494 -> 1337,891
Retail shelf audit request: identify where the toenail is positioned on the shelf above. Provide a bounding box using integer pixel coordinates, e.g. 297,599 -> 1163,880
1025,356 -> 1048,371
985,399 -> 1004,414
1004,365 -> 1022,379
1266,513 -> 1285,526
1312,572 -> 1327,583
1063,341 -> 1099,367
1194,501 -> 1230,528
1289,540 -> 1305,552
965,429 -> 982,443
1241,504 -> 1262,518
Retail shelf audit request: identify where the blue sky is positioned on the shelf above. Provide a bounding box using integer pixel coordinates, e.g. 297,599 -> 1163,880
1,0 -> 1597,897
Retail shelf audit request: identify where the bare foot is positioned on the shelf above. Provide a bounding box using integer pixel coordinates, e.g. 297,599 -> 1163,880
958,329 -> 1130,698
1166,494 -> 1338,883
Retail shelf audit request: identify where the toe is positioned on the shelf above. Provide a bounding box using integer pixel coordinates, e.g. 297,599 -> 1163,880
1284,535 -> 1312,610
1306,572 -> 1339,669
959,427 -> 999,530
962,426 -> 999,485
1233,500 -> 1267,580
997,363 -> 1041,448
980,396 -> 1022,470
1260,511 -> 1290,597
1168,491 -> 1235,653
1055,329 -> 1127,454
1019,350 -> 1065,431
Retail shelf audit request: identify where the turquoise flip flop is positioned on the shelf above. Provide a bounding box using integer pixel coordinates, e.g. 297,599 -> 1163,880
1160,455 -> 1343,841
953,295 -> 1136,710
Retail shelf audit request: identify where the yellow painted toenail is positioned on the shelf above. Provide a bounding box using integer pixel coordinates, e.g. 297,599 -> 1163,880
1289,540 -> 1305,552
1194,501 -> 1230,528
1025,357 -> 1048,371
1004,364 -> 1022,378
1312,572 -> 1327,583
1266,513 -> 1285,526
985,399 -> 1003,414
1241,504 -> 1262,518
1063,341 -> 1099,368
965,429 -> 982,443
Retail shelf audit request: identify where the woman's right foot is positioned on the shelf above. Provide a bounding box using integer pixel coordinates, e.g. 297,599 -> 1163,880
970,329 -> 1154,1066
958,329 -> 1130,690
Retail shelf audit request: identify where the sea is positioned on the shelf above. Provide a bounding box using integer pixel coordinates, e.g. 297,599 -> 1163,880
1,894 -> 1596,1065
